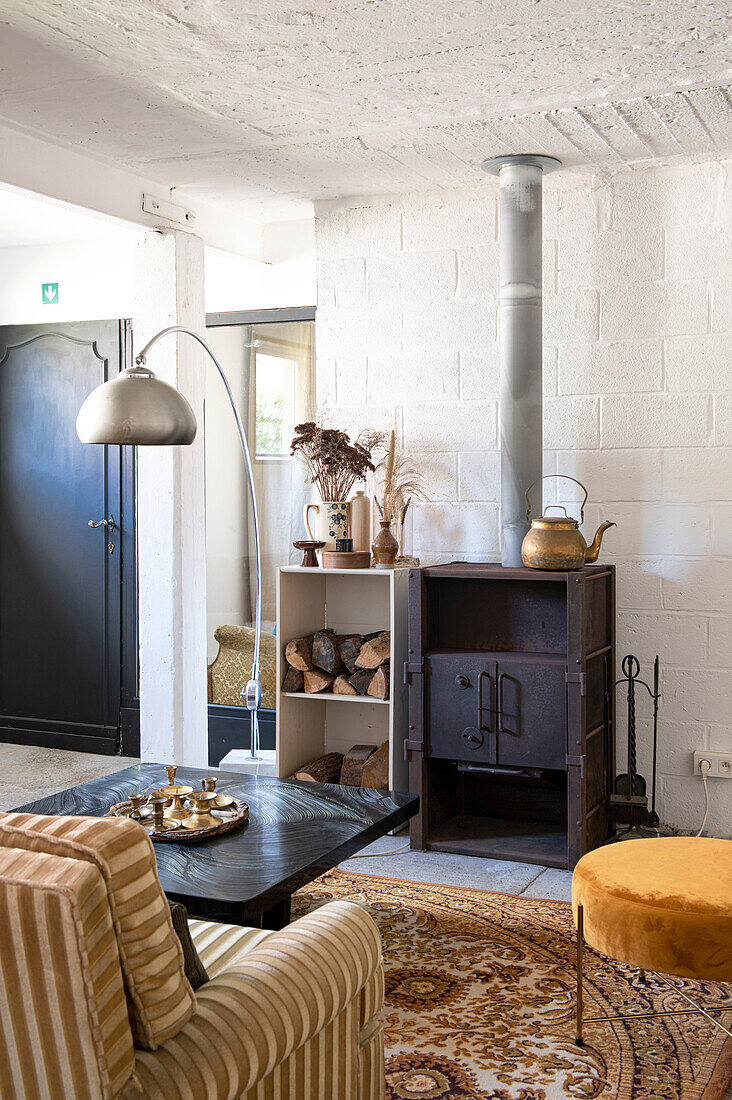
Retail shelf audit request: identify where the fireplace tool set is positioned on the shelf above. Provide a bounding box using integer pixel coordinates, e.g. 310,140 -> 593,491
610,654 -> 661,839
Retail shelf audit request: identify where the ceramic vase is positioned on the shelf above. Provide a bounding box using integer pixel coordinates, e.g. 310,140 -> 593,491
303,500 -> 350,551
350,490 -> 371,553
372,519 -> 399,568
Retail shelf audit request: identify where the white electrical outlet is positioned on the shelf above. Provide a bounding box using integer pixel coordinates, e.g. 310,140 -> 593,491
693,751 -> 732,778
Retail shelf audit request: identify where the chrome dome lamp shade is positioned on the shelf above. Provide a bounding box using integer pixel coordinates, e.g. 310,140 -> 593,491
76,324 -> 264,762
76,364 -> 197,445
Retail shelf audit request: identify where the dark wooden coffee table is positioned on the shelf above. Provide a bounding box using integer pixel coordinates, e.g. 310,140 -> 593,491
14,763 -> 418,928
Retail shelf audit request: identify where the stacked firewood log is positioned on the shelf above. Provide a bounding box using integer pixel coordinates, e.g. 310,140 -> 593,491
291,741 -> 390,789
283,629 -> 390,700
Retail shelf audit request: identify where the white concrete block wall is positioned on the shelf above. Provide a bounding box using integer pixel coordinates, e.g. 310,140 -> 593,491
314,160 -> 732,838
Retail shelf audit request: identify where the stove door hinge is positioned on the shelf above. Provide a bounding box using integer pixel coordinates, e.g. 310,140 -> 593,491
404,659 -> 424,685
566,754 -> 585,777
565,670 -> 586,695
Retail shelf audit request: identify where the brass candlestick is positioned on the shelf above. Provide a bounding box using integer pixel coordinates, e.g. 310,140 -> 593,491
166,792 -> 193,821
128,794 -> 146,821
151,764 -> 193,805
142,800 -> 181,833
182,792 -> 221,830
202,776 -> 236,810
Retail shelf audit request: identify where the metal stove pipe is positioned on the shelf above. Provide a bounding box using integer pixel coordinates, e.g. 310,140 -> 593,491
483,154 -> 560,567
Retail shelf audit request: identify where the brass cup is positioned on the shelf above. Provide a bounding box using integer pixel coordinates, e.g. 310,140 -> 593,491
212,795 -> 237,810
202,776 -> 236,810
181,792 -> 221,831
128,794 -> 149,821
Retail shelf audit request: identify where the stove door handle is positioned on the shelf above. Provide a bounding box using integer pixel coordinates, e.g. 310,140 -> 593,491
497,671 -> 508,734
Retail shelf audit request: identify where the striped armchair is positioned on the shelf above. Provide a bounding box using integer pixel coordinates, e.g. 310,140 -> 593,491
0,812 -> 385,1100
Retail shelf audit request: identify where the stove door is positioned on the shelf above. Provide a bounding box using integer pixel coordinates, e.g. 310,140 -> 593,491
426,653 -> 497,763
494,658 -> 567,770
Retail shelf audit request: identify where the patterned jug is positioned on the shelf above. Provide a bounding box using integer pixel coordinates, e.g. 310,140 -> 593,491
303,500 -> 351,552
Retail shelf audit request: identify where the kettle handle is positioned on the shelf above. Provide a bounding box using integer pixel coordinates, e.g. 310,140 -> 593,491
525,474 -> 588,524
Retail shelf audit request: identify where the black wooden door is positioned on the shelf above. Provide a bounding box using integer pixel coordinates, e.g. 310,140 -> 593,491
0,321 -> 134,754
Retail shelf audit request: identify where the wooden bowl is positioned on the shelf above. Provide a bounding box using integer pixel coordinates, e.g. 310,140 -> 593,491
322,550 -> 371,569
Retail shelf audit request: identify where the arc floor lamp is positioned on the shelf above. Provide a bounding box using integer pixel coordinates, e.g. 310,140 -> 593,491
76,325 -> 264,761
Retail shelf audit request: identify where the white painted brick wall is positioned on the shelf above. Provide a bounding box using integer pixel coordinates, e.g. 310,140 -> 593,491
601,394 -> 712,449
314,160 -> 732,837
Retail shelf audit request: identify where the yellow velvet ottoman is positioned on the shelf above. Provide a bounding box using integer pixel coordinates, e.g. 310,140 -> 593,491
571,836 -> 732,1046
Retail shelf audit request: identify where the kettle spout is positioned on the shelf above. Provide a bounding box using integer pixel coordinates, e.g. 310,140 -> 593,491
585,521 -> 616,564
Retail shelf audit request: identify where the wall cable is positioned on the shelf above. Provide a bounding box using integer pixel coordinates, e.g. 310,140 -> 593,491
695,759 -> 711,837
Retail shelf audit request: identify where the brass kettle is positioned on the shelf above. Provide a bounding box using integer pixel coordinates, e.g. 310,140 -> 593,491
521,475 -> 615,571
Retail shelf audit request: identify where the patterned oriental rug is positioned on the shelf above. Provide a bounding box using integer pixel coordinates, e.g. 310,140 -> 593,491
293,871 -> 732,1100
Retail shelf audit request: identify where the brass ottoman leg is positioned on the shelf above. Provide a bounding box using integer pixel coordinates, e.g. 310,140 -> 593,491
576,903 -> 584,1046
639,969 -> 647,985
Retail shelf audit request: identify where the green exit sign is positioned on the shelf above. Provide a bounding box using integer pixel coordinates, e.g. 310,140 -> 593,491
42,282 -> 58,304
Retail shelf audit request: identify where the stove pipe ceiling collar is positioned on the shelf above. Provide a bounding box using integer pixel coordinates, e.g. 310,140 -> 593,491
482,154 -> 561,568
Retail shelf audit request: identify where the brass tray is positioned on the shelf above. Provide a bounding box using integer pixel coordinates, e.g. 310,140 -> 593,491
107,798 -> 249,843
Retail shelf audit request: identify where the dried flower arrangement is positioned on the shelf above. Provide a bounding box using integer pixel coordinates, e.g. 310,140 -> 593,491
374,428 -> 428,555
291,422 -> 378,502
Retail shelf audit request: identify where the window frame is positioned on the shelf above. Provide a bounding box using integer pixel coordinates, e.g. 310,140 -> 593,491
206,306 -> 316,327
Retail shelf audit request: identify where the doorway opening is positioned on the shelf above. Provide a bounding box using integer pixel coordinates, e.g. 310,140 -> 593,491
204,307 -> 316,765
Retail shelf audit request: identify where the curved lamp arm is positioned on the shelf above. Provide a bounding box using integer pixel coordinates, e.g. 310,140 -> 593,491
137,326 -> 263,756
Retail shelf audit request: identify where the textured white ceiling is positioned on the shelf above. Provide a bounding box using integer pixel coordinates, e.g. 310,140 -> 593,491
0,0 -> 731,206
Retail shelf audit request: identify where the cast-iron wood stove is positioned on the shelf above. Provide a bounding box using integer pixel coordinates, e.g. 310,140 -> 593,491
405,562 -> 615,870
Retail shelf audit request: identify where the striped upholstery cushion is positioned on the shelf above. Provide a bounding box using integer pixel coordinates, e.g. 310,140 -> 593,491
125,900 -> 385,1100
189,918 -> 274,975
252,999 -> 360,1100
0,813 -> 195,1050
0,846 -> 134,1100
190,914 -> 385,1034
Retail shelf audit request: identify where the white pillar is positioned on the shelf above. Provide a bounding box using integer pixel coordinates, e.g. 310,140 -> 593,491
133,230 -> 208,767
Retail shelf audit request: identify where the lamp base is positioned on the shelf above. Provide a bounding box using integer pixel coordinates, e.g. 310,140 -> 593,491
219,749 -> 277,777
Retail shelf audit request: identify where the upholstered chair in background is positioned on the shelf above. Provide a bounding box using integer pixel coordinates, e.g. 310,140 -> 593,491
0,812 -> 385,1100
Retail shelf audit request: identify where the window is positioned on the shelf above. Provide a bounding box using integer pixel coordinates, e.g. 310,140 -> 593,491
251,322 -> 313,457
255,353 -> 292,456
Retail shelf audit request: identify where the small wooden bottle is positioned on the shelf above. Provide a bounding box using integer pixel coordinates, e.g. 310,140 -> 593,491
350,489 -> 371,553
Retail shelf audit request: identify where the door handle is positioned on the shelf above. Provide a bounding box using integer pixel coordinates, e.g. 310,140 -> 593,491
478,668 -> 497,764
478,670 -> 493,721
497,672 -> 508,733
88,516 -> 117,554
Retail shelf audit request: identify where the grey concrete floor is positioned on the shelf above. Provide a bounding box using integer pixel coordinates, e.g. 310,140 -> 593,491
341,834 -> 572,899
0,743 -> 137,811
0,742 -> 572,900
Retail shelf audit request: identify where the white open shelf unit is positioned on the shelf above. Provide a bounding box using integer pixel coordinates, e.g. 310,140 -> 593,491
276,566 -> 408,791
